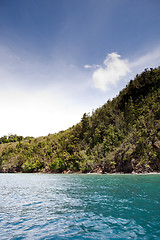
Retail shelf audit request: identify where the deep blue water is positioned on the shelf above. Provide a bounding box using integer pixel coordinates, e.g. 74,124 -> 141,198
0,174 -> 160,239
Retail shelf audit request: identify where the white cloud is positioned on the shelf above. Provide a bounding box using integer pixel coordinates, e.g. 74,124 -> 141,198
84,64 -> 92,69
92,53 -> 130,91
84,64 -> 101,69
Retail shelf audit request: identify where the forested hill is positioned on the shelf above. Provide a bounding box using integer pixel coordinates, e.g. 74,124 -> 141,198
0,67 -> 160,173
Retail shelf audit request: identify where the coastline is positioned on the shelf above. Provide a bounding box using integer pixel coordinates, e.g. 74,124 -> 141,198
0,170 -> 160,175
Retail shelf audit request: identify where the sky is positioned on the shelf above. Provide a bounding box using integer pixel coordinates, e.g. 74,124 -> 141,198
0,0 -> 160,137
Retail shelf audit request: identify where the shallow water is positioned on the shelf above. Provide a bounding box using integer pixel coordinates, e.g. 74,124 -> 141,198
0,173 -> 160,239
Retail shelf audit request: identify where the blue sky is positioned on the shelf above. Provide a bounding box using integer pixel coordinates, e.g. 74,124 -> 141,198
0,0 -> 160,137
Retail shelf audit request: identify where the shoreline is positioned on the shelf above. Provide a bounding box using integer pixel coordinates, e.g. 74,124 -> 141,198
0,171 -> 160,175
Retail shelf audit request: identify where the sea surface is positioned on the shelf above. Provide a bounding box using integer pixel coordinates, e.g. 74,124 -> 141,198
0,173 -> 160,240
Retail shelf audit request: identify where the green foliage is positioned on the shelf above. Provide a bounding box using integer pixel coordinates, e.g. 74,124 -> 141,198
0,134 -> 24,144
0,67 -> 160,173
22,158 -> 44,173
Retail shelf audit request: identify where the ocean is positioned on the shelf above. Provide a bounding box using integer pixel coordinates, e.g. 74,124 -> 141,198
0,173 -> 160,239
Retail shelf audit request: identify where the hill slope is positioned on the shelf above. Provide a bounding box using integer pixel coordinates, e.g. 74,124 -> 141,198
0,67 -> 160,173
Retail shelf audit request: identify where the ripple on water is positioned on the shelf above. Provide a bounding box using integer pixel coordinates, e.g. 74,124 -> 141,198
0,173 -> 160,239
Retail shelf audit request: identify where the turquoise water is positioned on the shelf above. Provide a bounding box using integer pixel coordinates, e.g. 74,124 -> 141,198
0,174 -> 160,239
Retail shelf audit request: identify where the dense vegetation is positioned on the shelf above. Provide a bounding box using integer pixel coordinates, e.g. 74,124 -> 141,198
0,67 -> 160,173
0,134 -> 33,144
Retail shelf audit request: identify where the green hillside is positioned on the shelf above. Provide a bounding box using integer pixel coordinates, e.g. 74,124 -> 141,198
0,67 -> 160,173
